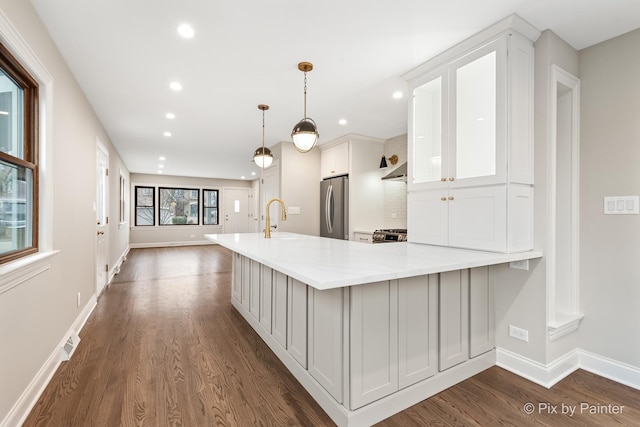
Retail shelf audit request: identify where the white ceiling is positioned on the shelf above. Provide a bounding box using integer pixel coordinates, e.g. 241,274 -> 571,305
30,0 -> 640,180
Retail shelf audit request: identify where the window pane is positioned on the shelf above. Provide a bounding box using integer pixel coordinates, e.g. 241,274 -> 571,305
0,160 -> 32,255
135,186 -> 154,226
203,190 -> 218,225
0,71 -> 24,159
159,187 -> 198,225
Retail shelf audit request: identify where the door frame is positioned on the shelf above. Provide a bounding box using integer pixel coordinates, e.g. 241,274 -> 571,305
96,139 -> 109,297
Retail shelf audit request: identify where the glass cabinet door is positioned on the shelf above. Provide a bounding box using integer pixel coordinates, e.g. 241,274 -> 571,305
411,71 -> 446,187
449,37 -> 506,186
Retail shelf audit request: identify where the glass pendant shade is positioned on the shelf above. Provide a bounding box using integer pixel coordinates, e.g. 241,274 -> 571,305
291,117 -> 318,152
253,146 -> 273,168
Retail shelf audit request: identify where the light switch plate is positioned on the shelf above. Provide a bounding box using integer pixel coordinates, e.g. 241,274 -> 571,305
604,196 -> 639,214
288,206 -> 301,215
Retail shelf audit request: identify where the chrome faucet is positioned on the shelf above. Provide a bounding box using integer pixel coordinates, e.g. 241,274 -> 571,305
265,198 -> 287,238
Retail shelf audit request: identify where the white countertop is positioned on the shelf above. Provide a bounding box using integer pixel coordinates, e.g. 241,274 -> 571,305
205,232 -> 543,290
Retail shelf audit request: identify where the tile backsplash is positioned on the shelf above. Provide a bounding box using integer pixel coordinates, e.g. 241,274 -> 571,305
383,134 -> 408,229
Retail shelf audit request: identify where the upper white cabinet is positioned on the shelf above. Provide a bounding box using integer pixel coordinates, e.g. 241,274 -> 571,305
321,142 -> 350,178
404,15 -> 539,252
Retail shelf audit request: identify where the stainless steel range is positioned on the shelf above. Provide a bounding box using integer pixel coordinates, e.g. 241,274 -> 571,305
372,228 -> 407,243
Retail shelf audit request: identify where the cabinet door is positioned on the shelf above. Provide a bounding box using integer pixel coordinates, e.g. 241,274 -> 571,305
409,69 -> 448,191
249,260 -> 261,321
287,278 -> 308,368
398,275 -> 438,389
449,37 -> 507,187
260,265 -> 273,333
232,252 -> 242,303
272,271 -> 288,348
448,186 -> 507,252
439,270 -> 469,371
407,190 -> 448,246
321,143 -> 349,178
241,255 -> 251,310
469,266 -> 495,357
308,287 -> 343,403
350,280 -> 398,410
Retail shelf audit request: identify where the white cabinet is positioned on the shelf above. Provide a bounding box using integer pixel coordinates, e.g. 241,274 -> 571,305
231,252 -> 242,303
353,231 -> 373,243
272,270 -> 288,348
259,265 -> 273,333
405,18 -> 537,252
350,280 -> 398,410
241,255 -> 251,309
308,287 -> 344,403
398,275 -> 438,389
469,266 -> 495,358
321,142 -> 349,178
439,269 -> 469,371
288,278 -> 308,368
249,259 -> 261,321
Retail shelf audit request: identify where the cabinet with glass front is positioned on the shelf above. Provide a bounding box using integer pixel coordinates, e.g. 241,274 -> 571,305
404,15 -> 539,252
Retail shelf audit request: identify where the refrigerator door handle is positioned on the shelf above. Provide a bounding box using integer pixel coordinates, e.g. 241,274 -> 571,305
326,184 -> 333,234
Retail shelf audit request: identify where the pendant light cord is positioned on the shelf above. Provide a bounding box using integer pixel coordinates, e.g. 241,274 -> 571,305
303,71 -> 308,119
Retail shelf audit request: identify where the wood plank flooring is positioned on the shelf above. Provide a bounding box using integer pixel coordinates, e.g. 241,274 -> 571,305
23,245 -> 640,426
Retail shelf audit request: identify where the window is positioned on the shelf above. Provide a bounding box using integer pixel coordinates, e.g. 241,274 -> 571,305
203,189 -> 219,225
159,187 -> 199,225
0,43 -> 39,264
119,172 -> 126,224
134,186 -> 154,226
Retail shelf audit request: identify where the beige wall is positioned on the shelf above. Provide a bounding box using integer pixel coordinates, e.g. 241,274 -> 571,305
579,28 -> 640,367
129,173 -> 253,247
275,142 -> 321,235
0,0 -> 129,423
494,30 -> 579,364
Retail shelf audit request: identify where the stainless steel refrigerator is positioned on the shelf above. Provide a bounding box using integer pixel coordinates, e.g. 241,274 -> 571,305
320,175 -> 349,240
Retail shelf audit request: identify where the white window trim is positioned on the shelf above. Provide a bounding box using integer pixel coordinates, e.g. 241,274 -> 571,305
0,9 -> 55,288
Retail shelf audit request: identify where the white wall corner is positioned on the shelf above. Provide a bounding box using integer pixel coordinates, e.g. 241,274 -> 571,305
496,347 -> 580,388
0,296 -> 97,427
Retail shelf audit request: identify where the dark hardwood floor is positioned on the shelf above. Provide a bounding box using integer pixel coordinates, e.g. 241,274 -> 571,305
23,245 -> 640,426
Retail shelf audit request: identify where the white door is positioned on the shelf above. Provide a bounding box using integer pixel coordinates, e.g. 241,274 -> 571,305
96,141 -> 109,297
260,165 -> 280,234
223,188 -> 250,233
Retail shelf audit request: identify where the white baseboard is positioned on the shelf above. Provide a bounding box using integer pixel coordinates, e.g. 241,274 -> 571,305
579,349 -> 640,391
1,296 -> 97,427
496,347 -> 580,388
108,245 -> 130,283
129,240 -> 216,249
497,346 -> 640,391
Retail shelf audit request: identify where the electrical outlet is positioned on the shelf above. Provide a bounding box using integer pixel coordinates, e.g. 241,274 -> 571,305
509,260 -> 529,271
509,325 -> 529,342
77,292 -> 81,308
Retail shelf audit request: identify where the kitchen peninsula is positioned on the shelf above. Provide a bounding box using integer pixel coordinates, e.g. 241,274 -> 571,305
206,232 -> 542,426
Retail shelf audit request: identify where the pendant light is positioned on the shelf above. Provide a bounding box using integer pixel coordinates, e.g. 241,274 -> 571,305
291,61 -> 319,152
253,104 -> 273,168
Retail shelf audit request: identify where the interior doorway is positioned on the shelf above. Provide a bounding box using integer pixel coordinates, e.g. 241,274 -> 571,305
96,140 -> 109,297
223,188 -> 250,233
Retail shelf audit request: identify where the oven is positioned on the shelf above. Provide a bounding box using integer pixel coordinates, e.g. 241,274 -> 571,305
372,229 -> 407,243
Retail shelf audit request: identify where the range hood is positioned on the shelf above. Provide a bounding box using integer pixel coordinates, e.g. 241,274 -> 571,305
381,162 -> 407,181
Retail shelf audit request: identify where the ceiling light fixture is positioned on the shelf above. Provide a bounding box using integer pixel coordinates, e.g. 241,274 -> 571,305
291,61 -> 318,152
177,24 -> 194,39
169,82 -> 182,91
166,112 -> 175,119
253,104 -> 274,169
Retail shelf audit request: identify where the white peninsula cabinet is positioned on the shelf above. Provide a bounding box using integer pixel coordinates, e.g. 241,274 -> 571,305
212,232 -> 542,426
404,15 -> 540,253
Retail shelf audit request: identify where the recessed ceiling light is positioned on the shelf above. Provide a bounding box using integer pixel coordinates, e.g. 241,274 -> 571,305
159,156 -> 166,161
166,113 -> 176,119
392,91 -> 404,99
157,170 -> 163,174
251,172 -> 256,176
158,164 -> 164,168
169,82 -> 182,91
338,119 -> 347,125
177,24 -> 194,39
240,176 -> 246,180
163,131 -> 172,137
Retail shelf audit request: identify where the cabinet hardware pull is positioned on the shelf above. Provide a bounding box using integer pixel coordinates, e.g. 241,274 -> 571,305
449,177 -> 455,181
441,177 -> 446,182
441,197 -> 447,201
448,196 -> 454,200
